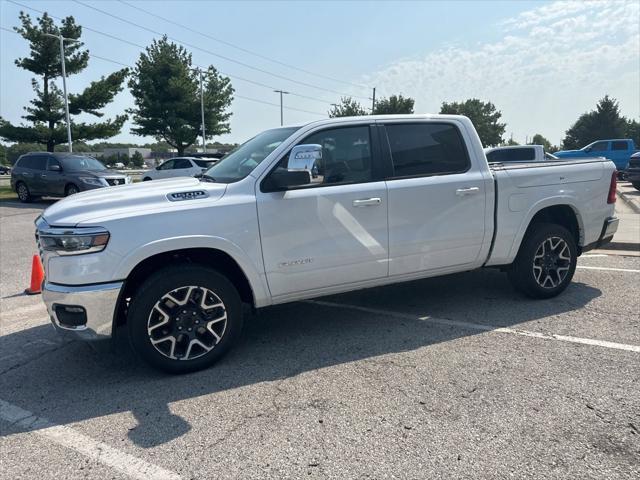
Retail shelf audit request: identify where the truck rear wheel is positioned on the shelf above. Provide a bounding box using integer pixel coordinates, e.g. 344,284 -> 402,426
127,265 -> 243,373
508,223 -> 577,299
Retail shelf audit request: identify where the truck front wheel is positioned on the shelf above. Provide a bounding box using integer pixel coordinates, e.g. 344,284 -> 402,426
508,223 -> 577,299
127,265 -> 243,373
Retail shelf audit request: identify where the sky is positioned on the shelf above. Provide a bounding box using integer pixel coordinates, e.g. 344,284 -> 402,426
0,0 -> 638,147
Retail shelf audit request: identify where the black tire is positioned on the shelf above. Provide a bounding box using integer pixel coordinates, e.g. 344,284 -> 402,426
142,177 -> 151,182
16,182 -> 32,203
65,183 -> 79,196
633,182 -> 640,191
508,223 -> 577,299
127,265 -> 243,374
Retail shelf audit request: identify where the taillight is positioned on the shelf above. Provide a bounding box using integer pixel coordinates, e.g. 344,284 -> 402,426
607,171 -> 617,204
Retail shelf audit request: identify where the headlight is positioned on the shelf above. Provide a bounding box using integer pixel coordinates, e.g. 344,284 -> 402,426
39,229 -> 110,255
79,177 -> 107,186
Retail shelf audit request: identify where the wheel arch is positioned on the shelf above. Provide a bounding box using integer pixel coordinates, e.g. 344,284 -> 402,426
510,201 -> 584,260
114,240 -> 271,326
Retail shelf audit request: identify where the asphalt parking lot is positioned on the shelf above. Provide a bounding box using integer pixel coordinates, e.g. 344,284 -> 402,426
0,199 -> 639,479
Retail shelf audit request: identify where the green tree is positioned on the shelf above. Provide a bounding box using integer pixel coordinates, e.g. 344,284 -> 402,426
626,119 -> 639,146
503,137 -> 519,146
328,97 -> 367,118
128,37 -> 234,156
131,150 -> 145,168
0,12 -> 128,152
530,133 -> 552,151
440,99 -> 506,147
561,96 -> 629,150
373,94 -> 415,115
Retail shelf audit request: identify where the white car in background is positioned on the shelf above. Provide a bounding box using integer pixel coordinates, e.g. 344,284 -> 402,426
142,157 -> 217,181
484,145 -> 559,163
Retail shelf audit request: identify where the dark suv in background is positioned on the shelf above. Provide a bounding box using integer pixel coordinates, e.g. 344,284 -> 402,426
10,152 -> 130,203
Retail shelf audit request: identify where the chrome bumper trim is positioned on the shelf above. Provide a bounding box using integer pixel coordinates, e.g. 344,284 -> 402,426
43,281 -> 123,341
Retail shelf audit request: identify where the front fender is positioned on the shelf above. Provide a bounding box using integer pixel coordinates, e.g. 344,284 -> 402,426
113,235 -> 271,307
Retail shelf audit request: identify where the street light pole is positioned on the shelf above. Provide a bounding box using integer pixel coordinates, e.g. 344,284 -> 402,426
274,90 -> 289,126
45,33 -> 75,152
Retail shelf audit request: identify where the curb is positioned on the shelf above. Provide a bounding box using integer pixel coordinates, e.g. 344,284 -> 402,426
617,188 -> 640,214
604,241 -> 640,252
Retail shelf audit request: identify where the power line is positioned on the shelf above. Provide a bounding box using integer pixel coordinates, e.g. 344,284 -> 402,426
72,0 -> 372,101
117,0 -> 370,92
7,0 -> 337,106
0,25 -> 327,117
5,1 -> 336,106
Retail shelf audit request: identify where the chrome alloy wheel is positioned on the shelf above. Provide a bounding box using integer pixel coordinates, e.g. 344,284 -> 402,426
532,236 -> 571,289
147,286 -> 227,360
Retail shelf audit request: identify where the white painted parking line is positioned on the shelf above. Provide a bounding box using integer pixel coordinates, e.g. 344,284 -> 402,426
580,254 -> 609,258
0,399 -> 182,480
577,266 -> 640,273
309,301 -> 640,354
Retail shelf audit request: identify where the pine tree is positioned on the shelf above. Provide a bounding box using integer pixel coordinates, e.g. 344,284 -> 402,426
0,12 -> 128,151
128,37 -> 234,156
562,96 -> 629,150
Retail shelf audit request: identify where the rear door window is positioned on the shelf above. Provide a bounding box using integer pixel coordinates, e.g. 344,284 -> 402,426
505,148 -> 535,161
173,158 -> 193,169
384,123 -> 470,177
20,155 -> 47,170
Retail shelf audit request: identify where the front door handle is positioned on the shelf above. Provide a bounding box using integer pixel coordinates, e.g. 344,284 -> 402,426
353,197 -> 382,207
455,187 -> 480,196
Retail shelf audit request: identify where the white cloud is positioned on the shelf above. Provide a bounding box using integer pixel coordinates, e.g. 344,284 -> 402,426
363,0 -> 640,145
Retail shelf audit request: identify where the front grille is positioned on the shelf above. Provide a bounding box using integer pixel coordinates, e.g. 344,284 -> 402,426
106,178 -> 125,186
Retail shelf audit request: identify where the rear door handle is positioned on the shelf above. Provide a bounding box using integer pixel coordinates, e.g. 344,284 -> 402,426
455,187 -> 480,196
352,197 -> 382,207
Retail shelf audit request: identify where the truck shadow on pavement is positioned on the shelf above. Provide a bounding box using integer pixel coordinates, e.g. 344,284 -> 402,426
0,268 -> 602,448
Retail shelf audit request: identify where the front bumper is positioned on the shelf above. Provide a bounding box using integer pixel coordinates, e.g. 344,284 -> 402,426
43,281 -> 123,341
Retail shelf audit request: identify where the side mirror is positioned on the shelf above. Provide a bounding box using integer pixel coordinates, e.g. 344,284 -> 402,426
263,169 -> 311,191
48,164 -> 61,172
155,166 -> 161,170
288,144 -> 322,172
584,147 -> 592,152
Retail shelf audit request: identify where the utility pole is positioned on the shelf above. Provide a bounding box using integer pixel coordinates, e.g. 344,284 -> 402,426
198,68 -> 206,152
45,33 -> 76,153
274,90 -> 289,126
191,67 -> 208,152
371,87 -> 376,114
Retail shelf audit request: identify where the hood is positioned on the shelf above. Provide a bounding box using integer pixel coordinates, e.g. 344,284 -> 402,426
43,177 -> 227,226
68,169 -> 127,178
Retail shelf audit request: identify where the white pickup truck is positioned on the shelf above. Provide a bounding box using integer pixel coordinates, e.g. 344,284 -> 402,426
484,144 -> 559,163
36,115 -> 619,373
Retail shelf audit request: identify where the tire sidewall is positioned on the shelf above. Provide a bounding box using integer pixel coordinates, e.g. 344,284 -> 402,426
127,266 -> 243,373
66,184 -> 79,196
17,182 -> 31,203
510,223 -> 577,299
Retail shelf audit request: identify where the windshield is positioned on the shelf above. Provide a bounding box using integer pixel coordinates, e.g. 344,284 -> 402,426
204,127 -> 299,183
61,156 -> 107,172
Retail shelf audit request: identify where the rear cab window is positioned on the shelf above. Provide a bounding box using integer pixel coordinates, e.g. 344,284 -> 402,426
17,155 -> 47,170
383,123 -> 470,177
611,141 -> 628,151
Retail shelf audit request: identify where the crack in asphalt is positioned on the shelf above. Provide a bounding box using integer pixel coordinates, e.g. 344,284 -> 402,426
0,340 -> 70,376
